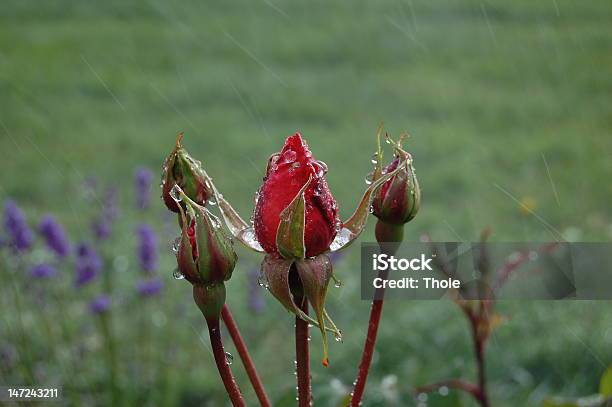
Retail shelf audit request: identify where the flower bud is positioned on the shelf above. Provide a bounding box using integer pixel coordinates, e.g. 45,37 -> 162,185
371,135 -> 420,226
173,186 -> 237,286
254,133 -> 339,259
161,134 -> 213,213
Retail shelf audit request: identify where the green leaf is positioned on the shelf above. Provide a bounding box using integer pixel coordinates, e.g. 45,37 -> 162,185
600,365 -> 612,396
276,176 -> 311,260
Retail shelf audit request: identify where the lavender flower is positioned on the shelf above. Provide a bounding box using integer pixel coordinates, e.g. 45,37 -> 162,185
247,267 -> 265,314
91,187 -> 119,241
38,215 -> 70,258
88,294 -> 111,314
135,167 -> 154,210
136,277 -> 164,297
136,224 -> 158,273
74,243 -> 102,287
3,200 -> 33,252
30,263 -> 57,279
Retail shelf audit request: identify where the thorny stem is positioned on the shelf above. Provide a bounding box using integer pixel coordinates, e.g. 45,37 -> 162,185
207,317 -> 246,407
295,294 -> 311,407
221,305 -> 272,407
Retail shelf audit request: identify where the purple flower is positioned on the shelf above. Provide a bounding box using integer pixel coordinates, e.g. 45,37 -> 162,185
74,243 -> 102,287
135,167 -> 154,210
88,294 -> 111,314
30,263 -> 57,279
137,278 -> 164,297
91,217 -> 111,240
136,224 -> 158,273
38,215 -> 70,258
247,267 -> 265,314
3,200 -> 33,252
91,187 -> 119,241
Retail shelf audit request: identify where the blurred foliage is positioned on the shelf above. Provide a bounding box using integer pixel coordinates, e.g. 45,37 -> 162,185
0,0 -> 611,406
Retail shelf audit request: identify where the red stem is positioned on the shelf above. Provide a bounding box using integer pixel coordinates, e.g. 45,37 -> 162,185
350,295 -> 385,406
470,312 -> 490,407
206,317 -> 246,407
221,305 -> 272,407
295,294 -> 311,407
351,221 -> 402,406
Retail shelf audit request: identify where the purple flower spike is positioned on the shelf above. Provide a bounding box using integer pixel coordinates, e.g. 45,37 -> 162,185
30,263 -> 57,279
135,167 -> 154,210
74,243 -> 102,287
38,215 -> 70,258
91,187 -> 119,241
137,277 -> 164,297
247,267 -> 265,314
3,200 -> 33,253
88,294 -> 111,314
136,224 -> 158,274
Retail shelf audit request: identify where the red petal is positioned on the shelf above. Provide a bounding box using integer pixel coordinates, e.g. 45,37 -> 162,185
254,133 -> 339,257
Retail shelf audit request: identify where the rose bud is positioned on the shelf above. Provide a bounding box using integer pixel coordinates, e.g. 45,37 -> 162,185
254,133 -> 339,259
172,185 -> 237,287
371,134 -> 420,228
161,134 -> 213,213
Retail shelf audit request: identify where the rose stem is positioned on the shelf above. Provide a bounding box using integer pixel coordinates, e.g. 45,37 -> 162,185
470,308 -> 490,407
295,293 -> 311,407
350,220 -> 403,406
207,316 -> 247,407
221,305 -> 272,407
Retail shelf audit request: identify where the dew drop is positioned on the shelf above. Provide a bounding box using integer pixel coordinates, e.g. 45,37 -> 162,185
172,268 -> 184,280
172,237 -> 181,253
334,330 -> 343,342
225,352 -> 233,365
364,174 -> 373,185
282,149 -> 297,163
170,185 -> 182,202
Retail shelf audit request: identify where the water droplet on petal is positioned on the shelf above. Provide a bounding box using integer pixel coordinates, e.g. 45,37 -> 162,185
172,237 -> 181,254
170,185 -> 182,202
282,149 -> 297,164
172,268 -> 184,280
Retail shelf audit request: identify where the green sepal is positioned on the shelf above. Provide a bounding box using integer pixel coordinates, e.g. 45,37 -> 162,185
295,254 -> 335,367
193,205 -> 237,285
276,175 -> 312,260
197,166 -> 265,253
261,255 -> 340,333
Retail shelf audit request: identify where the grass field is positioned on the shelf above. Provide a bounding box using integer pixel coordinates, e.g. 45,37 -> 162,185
0,1 -> 611,405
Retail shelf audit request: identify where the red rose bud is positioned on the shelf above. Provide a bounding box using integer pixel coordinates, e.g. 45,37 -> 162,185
172,186 -> 237,286
161,133 -> 213,213
254,133 -> 339,259
371,135 -> 420,226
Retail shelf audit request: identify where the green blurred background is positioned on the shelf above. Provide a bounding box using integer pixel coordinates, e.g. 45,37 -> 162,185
0,0 -> 611,406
